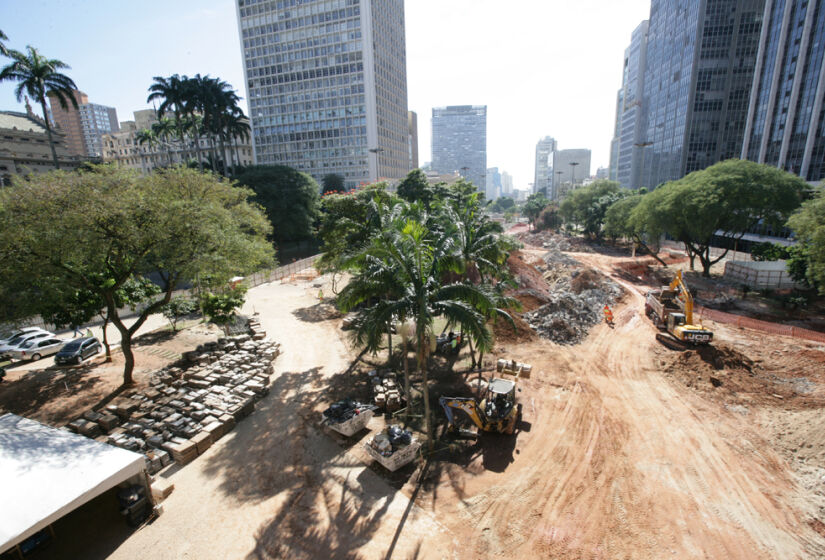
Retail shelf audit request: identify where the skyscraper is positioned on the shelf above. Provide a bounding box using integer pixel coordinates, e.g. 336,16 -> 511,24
486,166 -> 502,200
236,0 -> 410,188
533,136 -> 556,195
552,148 -> 591,196
742,0 -> 825,183
614,20 -> 649,189
48,90 -> 119,158
640,0 -> 765,189
408,110 -> 418,169
431,105 -> 487,191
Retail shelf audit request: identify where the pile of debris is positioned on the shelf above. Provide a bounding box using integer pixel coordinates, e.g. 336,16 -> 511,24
322,398 -> 374,424
369,370 -> 404,412
65,319 -> 280,474
364,424 -> 420,472
524,261 -> 622,345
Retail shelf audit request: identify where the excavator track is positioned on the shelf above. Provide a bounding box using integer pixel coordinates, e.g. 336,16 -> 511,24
655,332 -> 692,352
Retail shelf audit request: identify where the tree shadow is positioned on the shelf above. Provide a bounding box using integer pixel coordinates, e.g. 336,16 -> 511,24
131,328 -> 176,347
292,302 -> 342,323
0,365 -> 104,421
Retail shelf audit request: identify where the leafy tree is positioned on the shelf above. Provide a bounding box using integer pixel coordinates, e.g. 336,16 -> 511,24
523,192 -> 549,228
537,203 -> 562,231
321,173 -> 345,194
0,165 -> 273,384
201,286 -> 247,334
750,241 -> 791,262
0,46 -> 78,168
162,297 -> 199,331
559,179 -> 624,238
489,196 -> 515,213
643,160 -> 806,276
787,188 -> 825,293
397,168 -> 436,208
236,165 -> 321,244
605,194 -> 667,263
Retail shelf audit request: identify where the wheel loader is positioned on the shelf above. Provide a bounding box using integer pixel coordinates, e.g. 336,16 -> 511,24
645,270 -> 713,345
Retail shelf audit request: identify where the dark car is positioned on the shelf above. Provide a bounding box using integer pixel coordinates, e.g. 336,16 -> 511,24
54,336 -> 102,365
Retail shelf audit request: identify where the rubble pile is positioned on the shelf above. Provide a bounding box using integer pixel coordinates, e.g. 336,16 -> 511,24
368,424 -> 413,457
524,262 -> 622,345
65,319 -> 280,474
322,398 -> 375,424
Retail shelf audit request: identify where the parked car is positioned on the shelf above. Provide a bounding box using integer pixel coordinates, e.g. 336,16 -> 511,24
54,336 -> 102,365
0,331 -> 54,359
7,337 -> 68,361
0,327 -> 49,347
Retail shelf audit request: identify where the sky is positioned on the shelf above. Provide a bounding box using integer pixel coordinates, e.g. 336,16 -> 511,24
0,0 -> 652,191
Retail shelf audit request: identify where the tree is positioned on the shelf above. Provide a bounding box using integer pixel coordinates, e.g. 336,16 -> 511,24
604,194 -> 667,263
321,173 -> 345,194
750,241 -> 791,262
537,203 -> 562,231
0,165 -> 273,385
236,165 -> 321,244
559,179 -> 624,238
489,196 -> 515,213
201,286 -> 246,334
0,29 -> 8,57
397,168 -> 436,208
523,192 -> 549,228
162,297 -> 199,332
0,46 -> 78,168
338,211 -> 501,449
644,160 -> 806,276
787,188 -> 825,293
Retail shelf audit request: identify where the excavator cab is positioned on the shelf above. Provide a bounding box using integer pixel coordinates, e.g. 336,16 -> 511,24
483,378 -> 516,419
667,312 -> 687,330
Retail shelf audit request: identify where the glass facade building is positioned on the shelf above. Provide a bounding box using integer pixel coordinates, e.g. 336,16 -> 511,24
615,20 -> 649,189
640,0 -> 765,188
78,103 -> 119,158
431,105 -> 487,191
533,136 -> 556,195
742,0 -> 825,182
236,0 -> 409,188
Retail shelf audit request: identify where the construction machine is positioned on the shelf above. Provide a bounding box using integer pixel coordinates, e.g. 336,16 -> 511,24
645,270 -> 713,345
440,361 -> 530,435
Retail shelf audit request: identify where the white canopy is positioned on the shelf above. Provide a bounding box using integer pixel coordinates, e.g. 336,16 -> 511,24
0,413 -> 146,553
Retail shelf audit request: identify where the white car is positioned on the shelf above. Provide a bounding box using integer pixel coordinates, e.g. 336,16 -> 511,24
0,327 -> 48,347
7,337 -> 68,361
0,331 -> 54,359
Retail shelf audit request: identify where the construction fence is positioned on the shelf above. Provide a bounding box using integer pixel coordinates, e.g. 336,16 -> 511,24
697,305 -> 825,344
241,254 -> 320,289
723,260 -> 801,290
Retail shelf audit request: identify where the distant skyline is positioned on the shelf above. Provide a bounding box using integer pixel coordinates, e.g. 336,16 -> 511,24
0,1 -> 651,190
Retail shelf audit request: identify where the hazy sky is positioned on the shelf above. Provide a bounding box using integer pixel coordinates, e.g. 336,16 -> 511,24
0,1 -> 651,190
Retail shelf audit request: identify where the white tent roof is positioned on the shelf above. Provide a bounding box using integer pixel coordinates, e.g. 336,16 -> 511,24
0,413 -> 146,553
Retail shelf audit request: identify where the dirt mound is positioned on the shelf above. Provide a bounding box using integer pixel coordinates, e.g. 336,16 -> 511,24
507,251 -> 551,296
492,310 -> 537,344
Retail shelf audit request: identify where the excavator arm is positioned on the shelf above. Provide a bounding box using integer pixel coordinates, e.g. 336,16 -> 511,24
669,270 -> 695,325
440,397 -> 486,431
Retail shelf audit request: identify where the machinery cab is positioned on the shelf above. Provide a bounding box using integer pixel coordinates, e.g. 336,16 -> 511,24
483,378 -> 516,420
667,312 -> 686,331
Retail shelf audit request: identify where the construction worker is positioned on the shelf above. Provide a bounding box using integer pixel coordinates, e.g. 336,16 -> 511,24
318,288 -> 324,302
603,304 -> 614,326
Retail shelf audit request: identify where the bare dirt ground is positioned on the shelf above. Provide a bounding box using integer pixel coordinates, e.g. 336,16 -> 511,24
6,236 -> 825,559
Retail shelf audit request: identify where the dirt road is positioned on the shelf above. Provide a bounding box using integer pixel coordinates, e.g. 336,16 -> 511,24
420,250 -> 824,558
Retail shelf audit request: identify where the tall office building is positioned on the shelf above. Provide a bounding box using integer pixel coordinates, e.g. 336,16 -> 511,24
48,90 -> 118,158
236,0 -> 410,188
408,110 -> 418,169
431,105 -> 487,191
742,0 -> 825,183
640,0 -> 765,189
608,88 -> 621,182
501,170 -> 513,196
552,149 -> 591,198
486,166 -> 502,200
533,136 -> 556,195
614,20 -> 649,189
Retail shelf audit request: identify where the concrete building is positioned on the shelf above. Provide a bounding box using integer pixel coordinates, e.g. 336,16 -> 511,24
501,170 -> 513,196
640,0 -> 765,189
613,20 -> 649,189
486,166 -> 502,200
533,136 -> 556,195
47,90 -> 118,158
0,109 -> 82,185
608,89 -> 622,181
596,166 -> 610,179
742,0 -> 825,183
552,149 -> 591,197
101,111 -> 253,174
408,110 -> 418,169
236,0 -> 410,188
431,105 -> 487,191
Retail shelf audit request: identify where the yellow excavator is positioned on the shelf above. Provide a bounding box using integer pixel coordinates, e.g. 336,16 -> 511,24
645,270 -> 713,345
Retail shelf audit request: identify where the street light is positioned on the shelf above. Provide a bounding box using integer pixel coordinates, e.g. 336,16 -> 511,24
368,147 -> 384,182
569,161 -> 579,186
555,170 -> 564,200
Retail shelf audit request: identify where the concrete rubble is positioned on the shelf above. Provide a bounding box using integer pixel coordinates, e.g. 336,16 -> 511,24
524,251 -> 623,345
64,318 -> 280,474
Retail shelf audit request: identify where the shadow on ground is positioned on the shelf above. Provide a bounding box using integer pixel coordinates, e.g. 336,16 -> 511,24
292,302 -> 341,323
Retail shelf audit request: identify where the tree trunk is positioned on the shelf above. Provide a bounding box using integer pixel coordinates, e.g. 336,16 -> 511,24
467,337 -> 476,369
193,128 -> 204,172
39,98 -> 61,169
100,312 -> 112,362
387,324 -> 393,366
418,333 -> 432,449
402,338 -> 411,423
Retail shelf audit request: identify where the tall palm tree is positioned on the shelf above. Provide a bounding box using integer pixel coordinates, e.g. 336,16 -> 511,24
0,29 -> 9,57
0,46 -> 78,169
135,128 -> 157,173
338,208 -> 501,448
148,74 -> 191,165
224,112 -> 250,176
151,116 -> 177,166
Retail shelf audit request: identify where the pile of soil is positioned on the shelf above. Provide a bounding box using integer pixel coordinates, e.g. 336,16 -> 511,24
517,231 -> 593,253
507,251 -> 551,296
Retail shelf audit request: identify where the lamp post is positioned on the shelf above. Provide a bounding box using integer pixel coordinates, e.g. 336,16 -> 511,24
555,170 -> 564,200
569,161 -> 579,187
368,147 -> 384,183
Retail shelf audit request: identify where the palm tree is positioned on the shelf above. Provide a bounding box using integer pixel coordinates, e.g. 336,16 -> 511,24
135,128 -> 158,173
339,208 -> 501,448
148,74 -> 191,165
0,29 -> 9,57
224,112 -> 250,176
151,116 -> 177,166
0,46 -> 78,169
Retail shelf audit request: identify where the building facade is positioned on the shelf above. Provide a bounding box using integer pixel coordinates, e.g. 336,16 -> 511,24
408,110 -> 418,169
486,166 -> 502,200
47,90 -> 118,158
552,149 -> 591,197
236,0 -> 410,188
640,0 -> 765,189
501,170 -> 513,196
615,20 -> 649,189
431,105 -> 487,191
742,0 -> 825,182
0,109 -> 81,185
608,89 -> 623,182
533,136 -> 556,195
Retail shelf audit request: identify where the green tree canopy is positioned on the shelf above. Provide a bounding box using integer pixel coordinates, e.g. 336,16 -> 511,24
0,165 -> 273,384
787,188 -> 825,293
559,179 -> 625,238
523,192 -> 549,227
235,165 -> 321,244
321,173 -> 345,194
489,196 -> 515,213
